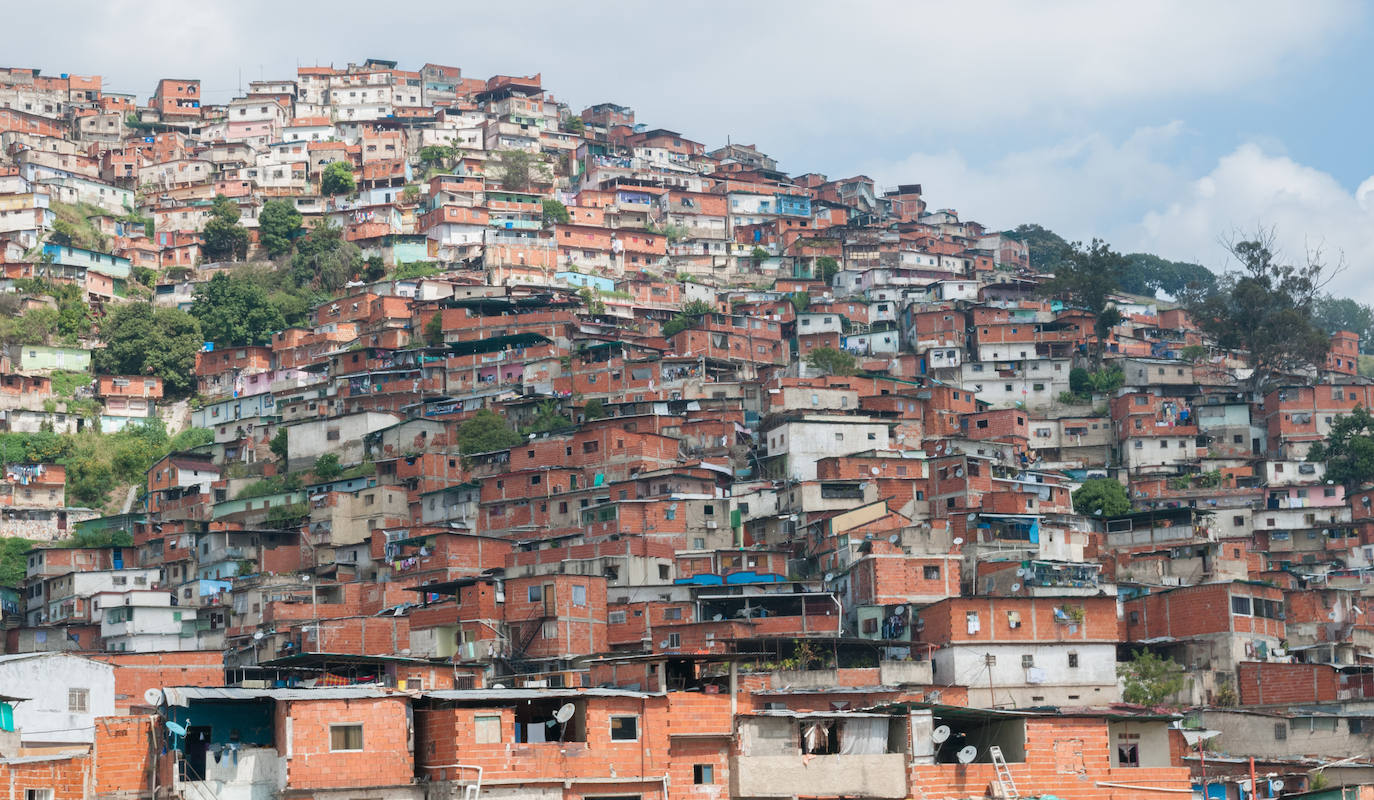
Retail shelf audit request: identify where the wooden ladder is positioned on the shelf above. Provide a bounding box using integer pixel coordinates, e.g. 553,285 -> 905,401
989,745 -> 1020,799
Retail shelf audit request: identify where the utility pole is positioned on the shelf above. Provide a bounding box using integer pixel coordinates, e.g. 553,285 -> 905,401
985,652 -> 996,708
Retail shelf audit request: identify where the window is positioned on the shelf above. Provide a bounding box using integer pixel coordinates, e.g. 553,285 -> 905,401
608,610 -> 626,624
664,607 -> 682,620
527,585 -> 542,602
68,688 -> 89,713
1117,741 -> 1140,767
572,585 -> 587,606
1021,654 -> 1034,668
25,791 -> 53,800
694,764 -> 715,784
1273,723 -> 1286,740
610,715 -> 639,740
923,565 -> 940,580
330,724 -> 364,751
1068,652 -> 1079,668
1231,596 -> 1252,616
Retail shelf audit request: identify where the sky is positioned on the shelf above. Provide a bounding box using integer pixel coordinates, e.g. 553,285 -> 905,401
12,0 -> 1374,300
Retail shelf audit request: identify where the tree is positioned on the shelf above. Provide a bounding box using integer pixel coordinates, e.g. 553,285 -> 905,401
805,347 -> 858,377
320,161 -> 356,196
191,272 -> 286,346
789,292 -> 809,312
258,199 -> 302,257
662,299 -> 715,338
1180,344 -> 1208,363
269,428 -> 289,462
583,398 -> 605,421
290,221 -> 361,291
542,198 -> 571,226
1313,295 -> 1374,351
816,256 -> 840,284
93,304 -> 202,396
457,409 -> 522,454
1308,406 -> 1374,490
1069,367 -> 1092,396
1179,231 -> 1333,392
1072,478 -> 1131,518
1039,239 -> 1126,361
313,453 -> 343,480
424,311 -> 444,346
750,246 -> 768,268
1118,649 -> 1187,707
201,194 -> 249,262
1003,223 -> 1072,271
521,400 -> 573,435
495,150 -> 534,191
362,256 -> 386,282
562,116 -> 585,134
418,145 -> 455,168
0,537 -> 32,587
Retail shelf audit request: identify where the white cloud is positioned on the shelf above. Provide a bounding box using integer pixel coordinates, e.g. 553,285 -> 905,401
1134,144 -> 1374,303
859,121 -> 1193,240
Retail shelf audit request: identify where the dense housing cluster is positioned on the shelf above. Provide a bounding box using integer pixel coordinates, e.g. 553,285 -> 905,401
0,59 -> 1368,800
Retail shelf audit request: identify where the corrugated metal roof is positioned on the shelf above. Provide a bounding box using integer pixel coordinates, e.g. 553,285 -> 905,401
164,686 -> 393,705
425,688 -> 654,701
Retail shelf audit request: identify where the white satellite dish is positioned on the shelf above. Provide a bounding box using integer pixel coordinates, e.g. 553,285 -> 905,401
300,574 -> 311,583
824,572 -> 835,582
966,513 -> 976,522
932,724 -> 951,744
1271,780 -> 1285,793
871,467 -> 880,476
955,468 -> 964,478
957,745 -> 978,764
1015,568 -> 1026,577
1011,583 -> 1022,592
713,613 -> 724,621
253,631 -> 265,640
143,688 -> 165,707
952,537 -> 964,546
888,534 -> 900,544
554,703 -> 576,723
166,720 -> 188,738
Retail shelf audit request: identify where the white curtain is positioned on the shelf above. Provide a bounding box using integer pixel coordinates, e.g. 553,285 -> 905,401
839,718 -> 888,755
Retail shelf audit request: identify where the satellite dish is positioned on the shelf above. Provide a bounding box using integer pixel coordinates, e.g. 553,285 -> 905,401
253,631 -> 265,640
932,725 -> 951,744
713,613 -> 724,621
895,605 -> 908,616
491,683 -> 507,689
966,513 -> 976,522
871,467 -> 880,476
955,468 -> 964,478
554,703 -> 575,723
824,572 -> 835,582
957,745 -> 978,764
300,574 -> 311,583
1011,583 -> 1022,592
143,688 -> 165,707
952,537 -> 964,546
659,640 -> 670,648
1271,780 -> 1285,792
166,721 -> 188,737
888,534 -> 900,544
1015,568 -> 1026,577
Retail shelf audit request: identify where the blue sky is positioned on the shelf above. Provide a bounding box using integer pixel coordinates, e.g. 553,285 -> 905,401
12,0 -> 1374,299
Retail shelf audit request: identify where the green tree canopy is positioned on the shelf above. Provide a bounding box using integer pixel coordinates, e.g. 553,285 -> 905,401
521,400 -> 573,436
495,150 -> 535,191
191,272 -> 287,347
201,194 -> 249,262
313,453 -> 343,480
542,198 -> 571,225
1178,232 -> 1332,392
816,256 -> 840,284
1308,405 -> 1374,490
290,221 -> 362,291
258,199 -> 303,257
805,347 -> 858,377
1038,238 -> 1126,359
457,409 -> 523,455
93,303 -> 202,396
1118,649 -> 1187,707
321,161 -> 356,195
1071,478 -> 1131,518
583,398 -> 605,421
662,299 -> 715,338
1313,295 -> 1374,352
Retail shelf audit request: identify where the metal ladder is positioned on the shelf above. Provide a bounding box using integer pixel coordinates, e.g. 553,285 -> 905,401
988,745 -> 1020,799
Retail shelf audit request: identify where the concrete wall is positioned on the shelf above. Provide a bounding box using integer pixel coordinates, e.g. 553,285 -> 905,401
932,643 -> 1119,708
0,653 -> 114,743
